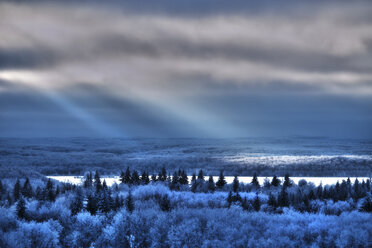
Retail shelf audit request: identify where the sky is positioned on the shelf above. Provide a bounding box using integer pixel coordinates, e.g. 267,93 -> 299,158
0,0 -> 371,138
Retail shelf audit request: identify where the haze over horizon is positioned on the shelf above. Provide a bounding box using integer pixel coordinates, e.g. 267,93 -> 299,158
1,0 -> 371,138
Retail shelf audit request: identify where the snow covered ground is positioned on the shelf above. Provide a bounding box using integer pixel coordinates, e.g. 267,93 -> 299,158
223,154 -> 372,166
2,137 -> 371,176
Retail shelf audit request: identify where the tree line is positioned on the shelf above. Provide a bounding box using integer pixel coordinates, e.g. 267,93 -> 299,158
1,167 -> 371,220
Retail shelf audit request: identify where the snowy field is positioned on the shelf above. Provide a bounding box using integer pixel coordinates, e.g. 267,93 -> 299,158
1,137 -> 371,176
48,175 -> 371,187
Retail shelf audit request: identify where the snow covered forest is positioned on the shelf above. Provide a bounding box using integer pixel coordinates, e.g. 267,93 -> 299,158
0,168 -> 371,247
1,138 -> 372,177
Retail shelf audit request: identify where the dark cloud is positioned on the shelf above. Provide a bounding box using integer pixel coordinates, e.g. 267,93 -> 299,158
1,1 -> 372,88
6,0 -> 370,18
93,33 -> 372,75
0,79 -> 12,88
0,48 -> 57,70
0,0 -> 309,15
0,0 -> 371,138
92,34 -> 159,58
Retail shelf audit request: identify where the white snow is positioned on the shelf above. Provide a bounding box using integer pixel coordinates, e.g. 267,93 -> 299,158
223,155 -> 372,166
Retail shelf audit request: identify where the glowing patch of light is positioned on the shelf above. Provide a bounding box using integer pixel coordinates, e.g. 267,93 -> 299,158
127,91 -> 243,138
223,154 -> 372,166
45,91 -> 124,137
0,69 -> 125,137
0,70 -> 43,86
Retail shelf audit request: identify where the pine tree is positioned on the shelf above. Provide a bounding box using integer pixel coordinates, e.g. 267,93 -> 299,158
159,194 -> 171,212
316,184 -> 323,200
16,196 -> 26,219
125,167 -> 132,184
236,192 -> 242,202
84,172 -> 93,188
347,177 -> 352,194
119,170 -> 125,184
227,191 -> 233,208
323,187 -> 329,200
216,171 -> 227,189
328,186 -> 335,201
46,178 -> 53,190
70,191 -> 84,215
253,193 -> 261,211
172,171 -> 178,185
102,180 -> 108,190
268,193 -> 277,209
132,170 -> 140,185
86,194 -> 98,215
207,176 -> 216,192
99,190 -> 113,213
141,171 -> 150,185
271,175 -> 281,187
191,173 -> 196,183
113,195 -> 123,211
191,179 -> 199,193
308,190 -> 316,200
13,179 -> 21,201
353,178 -> 361,200
335,181 -> 341,201
197,170 -> 204,181
22,177 -> 33,198
359,195 -> 372,212
35,186 -> 43,201
233,175 -> 239,193
151,174 -> 157,182
179,170 -> 188,185
157,171 -> 163,182
361,180 -> 366,191
46,179 -> 55,202
162,167 -> 167,181
94,171 -> 102,192
55,185 -> 60,198
241,197 -> 249,211
158,167 -> 167,182
251,172 -> 260,188
278,187 -> 289,207
126,191 -> 134,213
283,174 -> 292,187
0,179 -> 5,196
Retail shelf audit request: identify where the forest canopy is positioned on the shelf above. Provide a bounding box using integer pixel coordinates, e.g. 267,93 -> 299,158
0,169 -> 371,247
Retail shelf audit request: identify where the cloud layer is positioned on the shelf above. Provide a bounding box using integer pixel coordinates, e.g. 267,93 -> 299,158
0,0 -> 371,138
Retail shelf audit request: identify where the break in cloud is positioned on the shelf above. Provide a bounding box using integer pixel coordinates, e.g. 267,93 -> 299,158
0,0 -> 371,138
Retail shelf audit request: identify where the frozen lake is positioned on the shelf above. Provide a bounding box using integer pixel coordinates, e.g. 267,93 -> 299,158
47,175 -> 371,187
